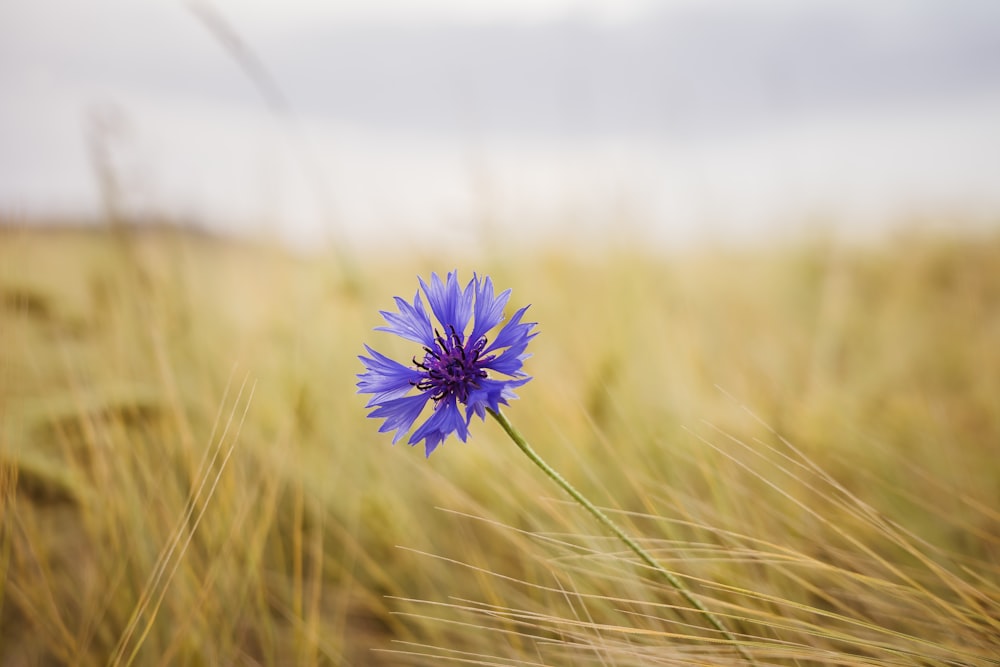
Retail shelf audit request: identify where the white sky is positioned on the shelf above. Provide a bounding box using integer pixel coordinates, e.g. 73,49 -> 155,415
202,0 -> 712,24
2,0 -> 999,250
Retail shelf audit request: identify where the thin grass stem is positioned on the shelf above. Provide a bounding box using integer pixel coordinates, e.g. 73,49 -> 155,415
488,408 -> 755,664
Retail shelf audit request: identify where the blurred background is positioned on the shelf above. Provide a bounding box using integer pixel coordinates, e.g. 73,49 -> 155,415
5,3 -> 1000,664
3,0 -> 1000,251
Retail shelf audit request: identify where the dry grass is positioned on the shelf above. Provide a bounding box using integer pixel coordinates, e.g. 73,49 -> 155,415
1,222 -> 998,665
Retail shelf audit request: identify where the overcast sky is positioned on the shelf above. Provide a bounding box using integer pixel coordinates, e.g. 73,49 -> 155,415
2,0 -> 999,248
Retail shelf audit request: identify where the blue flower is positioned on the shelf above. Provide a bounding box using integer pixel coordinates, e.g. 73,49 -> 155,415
358,271 -> 537,456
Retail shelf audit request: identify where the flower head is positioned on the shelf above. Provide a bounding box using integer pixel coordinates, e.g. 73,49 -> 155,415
358,271 -> 537,456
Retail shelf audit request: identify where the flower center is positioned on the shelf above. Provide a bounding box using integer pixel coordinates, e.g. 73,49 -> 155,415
413,326 -> 492,403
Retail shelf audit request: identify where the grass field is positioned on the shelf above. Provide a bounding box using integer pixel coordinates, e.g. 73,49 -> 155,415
1,222 -> 999,665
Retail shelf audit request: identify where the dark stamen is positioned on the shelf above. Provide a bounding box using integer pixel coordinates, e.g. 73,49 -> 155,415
412,327 -> 490,403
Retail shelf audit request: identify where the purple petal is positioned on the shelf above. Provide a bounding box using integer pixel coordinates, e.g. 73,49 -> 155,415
357,345 -> 424,406
485,306 -> 537,355
375,292 -> 434,347
469,274 -> 512,344
409,395 -> 470,455
483,351 -> 532,377
368,393 -> 431,444
465,376 -> 530,421
420,271 -> 473,337
482,326 -> 536,375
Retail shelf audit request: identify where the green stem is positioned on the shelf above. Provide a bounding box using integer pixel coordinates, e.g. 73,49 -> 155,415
488,408 -> 754,663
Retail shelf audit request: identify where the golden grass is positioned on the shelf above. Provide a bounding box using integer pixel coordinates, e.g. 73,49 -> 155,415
1,223 -> 998,665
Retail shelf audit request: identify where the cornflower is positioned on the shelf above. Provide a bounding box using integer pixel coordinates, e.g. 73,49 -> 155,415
357,271 -> 536,456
